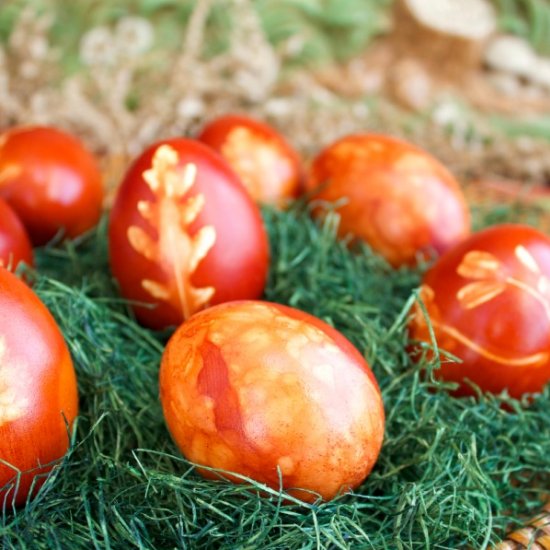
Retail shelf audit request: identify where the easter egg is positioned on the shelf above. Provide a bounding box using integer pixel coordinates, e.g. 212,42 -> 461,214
307,134 -> 471,266
109,140 -> 269,329
0,267 -> 78,506
198,114 -> 303,207
408,224 -> 550,397
160,300 -> 385,502
0,126 -> 103,244
0,198 -> 33,272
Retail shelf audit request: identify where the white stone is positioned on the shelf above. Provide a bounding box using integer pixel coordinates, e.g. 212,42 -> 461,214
484,35 -> 538,77
406,0 -> 496,39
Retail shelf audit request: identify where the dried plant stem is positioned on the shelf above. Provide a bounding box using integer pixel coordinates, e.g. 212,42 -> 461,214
185,0 -> 213,59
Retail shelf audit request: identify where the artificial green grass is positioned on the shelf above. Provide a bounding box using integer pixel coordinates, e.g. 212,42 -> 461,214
2,201 -> 550,548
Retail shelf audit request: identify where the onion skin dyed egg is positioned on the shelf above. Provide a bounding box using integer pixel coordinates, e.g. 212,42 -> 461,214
408,224 -> 550,398
109,140 -> 269,330
307,134 -> 471,266
198,114 -> 303,206
160,300 -> 385,502
0,126 -> 103,245
0,267 -> 78,507
0,198 -> 33,272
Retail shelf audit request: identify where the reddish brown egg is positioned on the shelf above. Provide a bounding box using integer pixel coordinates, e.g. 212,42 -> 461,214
198,114 -> 303,207
0,198 -> 33,272
0,126 -> 103,244
307,134 -> 471,266
160,300 -> 385,502
0,267 -> 78,506
109,140 -> 269,329
408,224 -> 550,398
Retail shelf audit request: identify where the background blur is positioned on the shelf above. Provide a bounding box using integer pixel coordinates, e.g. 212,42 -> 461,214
1,0 -> 549,189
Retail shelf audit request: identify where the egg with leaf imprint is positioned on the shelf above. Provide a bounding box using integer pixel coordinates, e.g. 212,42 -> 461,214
109,139 -> 269,329
160,300 -> 385,502
0,267 -> 78,507
198,114 -> 303,207
409,224 -> 550,397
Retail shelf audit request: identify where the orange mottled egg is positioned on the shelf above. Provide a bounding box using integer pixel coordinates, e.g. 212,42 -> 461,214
307,134 -> 471,266
0,267 -> 78,507
198,114 -> 303,207
160,300 -> 385,502
409,224 -> 550,398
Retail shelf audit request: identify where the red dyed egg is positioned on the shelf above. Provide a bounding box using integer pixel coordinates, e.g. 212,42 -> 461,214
408,224 -> 550,397
109,140 -> 269,329
0,198 -> 33,272
160,300 -> 385,502
0,267 -> 78,506
198,114 -> 303,207
0,126 -> 103,244
307,134 -> 471,266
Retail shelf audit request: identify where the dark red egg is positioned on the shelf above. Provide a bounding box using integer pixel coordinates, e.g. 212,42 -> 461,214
409,224 -> 550,397
109,139 -> 269,329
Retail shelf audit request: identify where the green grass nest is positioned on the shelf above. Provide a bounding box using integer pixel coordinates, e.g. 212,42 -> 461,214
2,200 -> 550,549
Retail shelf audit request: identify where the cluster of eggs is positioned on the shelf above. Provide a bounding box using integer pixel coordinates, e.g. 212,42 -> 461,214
1,115 -> 549,508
